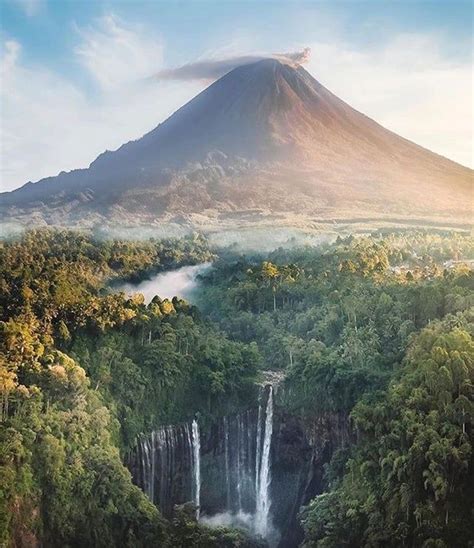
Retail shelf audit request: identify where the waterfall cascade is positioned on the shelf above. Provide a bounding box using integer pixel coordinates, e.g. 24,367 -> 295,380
129,383 -> 349,548
130,384 -> 275,540
133,422 -> 195,516
255,385 -> 273,537
191,419 -> 201,518
214,384 -> 275,539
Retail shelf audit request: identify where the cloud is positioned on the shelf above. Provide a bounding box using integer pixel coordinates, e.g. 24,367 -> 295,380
11,0 -> 42,17
305,34 -> 472,167
75,14 -> 164,91
0,16 -> 202,192
277,47 -> 312,65
1,40 -> 21,75
152,47 -> 311,82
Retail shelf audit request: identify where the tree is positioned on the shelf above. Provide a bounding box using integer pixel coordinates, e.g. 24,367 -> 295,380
303,314 -> 474,547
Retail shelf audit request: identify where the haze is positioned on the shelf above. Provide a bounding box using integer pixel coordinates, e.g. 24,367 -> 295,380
116,263 -> 212,304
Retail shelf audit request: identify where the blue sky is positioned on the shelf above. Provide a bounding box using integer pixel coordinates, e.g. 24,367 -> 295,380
1,0 -> 472,190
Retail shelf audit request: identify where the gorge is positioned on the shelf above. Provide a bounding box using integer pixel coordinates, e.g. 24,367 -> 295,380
128,383 -> 351,546
1,230 -> 472,547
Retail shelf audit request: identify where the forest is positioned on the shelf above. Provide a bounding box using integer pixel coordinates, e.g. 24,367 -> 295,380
196,232 -> 473,546
0,228 -> 472,547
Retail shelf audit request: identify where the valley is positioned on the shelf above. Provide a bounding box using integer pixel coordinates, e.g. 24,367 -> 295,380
1,3 -> 473,547
1,228 -> 472,547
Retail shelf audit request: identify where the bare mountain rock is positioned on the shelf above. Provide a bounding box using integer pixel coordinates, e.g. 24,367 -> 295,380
1,58 -> 472,229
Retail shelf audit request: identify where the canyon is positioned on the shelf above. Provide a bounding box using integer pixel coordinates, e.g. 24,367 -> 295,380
127,384 -> 352,547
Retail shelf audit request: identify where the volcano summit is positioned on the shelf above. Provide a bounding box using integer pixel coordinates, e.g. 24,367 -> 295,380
1,58 -> 472,229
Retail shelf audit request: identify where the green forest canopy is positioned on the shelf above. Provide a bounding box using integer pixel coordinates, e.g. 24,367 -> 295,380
0,228 -> 472,547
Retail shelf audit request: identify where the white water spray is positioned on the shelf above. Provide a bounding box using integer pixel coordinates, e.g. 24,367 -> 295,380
224,416 -> 231,507
255,386 -> 274,537
191,419 -> 201,519
255,401 -> 262,496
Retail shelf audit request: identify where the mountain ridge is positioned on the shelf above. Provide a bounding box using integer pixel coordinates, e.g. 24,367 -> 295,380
1,58 -> 472,229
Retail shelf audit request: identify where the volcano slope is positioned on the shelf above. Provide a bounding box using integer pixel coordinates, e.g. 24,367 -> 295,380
1,59 -> 472,230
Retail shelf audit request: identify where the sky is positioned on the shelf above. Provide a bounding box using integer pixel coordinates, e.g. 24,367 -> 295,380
1,0 -> 472,192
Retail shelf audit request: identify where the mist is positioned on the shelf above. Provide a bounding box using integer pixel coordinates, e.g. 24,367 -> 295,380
115,262 -> 212,304
152,47 -> 311,82
207,227 -> 337,253
200,510 -> 254,529
199,511 -> 280,548
200,511 -> 280,546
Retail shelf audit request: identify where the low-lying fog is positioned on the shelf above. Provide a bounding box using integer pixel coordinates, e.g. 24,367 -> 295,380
200,511 -> 280,547
115,262 -> 212,304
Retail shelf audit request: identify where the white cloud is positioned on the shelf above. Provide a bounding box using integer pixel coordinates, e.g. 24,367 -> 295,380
152,48 -> 311,81
75,14 -> 164,91
11,0 -> 42,17
306,34 -> 473,167
0,16 -> 202,192
1,39 -> 21,75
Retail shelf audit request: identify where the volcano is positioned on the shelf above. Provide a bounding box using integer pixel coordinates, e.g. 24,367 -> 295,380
1,59 -> 472,229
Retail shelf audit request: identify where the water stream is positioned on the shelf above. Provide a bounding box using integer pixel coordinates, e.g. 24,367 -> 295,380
192,419 -> 201,519
255,385 -> 273,537
130,385 -> 276,542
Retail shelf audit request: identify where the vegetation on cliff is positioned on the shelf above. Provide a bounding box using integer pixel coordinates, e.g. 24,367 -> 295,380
0,228 -> 472,546
195,231 -> 473,546
0,229 -> 258,546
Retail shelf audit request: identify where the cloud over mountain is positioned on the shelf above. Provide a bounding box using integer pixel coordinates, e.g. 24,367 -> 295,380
2,57 -> 471,231
152,48 -> 311,82
1,12 -> 471,195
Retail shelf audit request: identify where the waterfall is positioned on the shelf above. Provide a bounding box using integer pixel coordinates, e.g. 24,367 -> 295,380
255,400 -> 262,500
150,431 -> 156,503
246,409 -> 253,495
130,384 -> 275,539
236,414 -> 243,510
133,422 -> 195,517
255,385 -> 274,538
192,419 -> 201,519
224,416 -> 231,508
210,385 -> 275,539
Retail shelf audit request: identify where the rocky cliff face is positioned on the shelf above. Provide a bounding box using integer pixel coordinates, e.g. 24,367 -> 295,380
271,410 -> 352,547
127,389 -> 352,547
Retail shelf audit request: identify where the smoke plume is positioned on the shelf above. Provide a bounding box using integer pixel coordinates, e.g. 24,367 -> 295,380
152,47 -> 311,82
